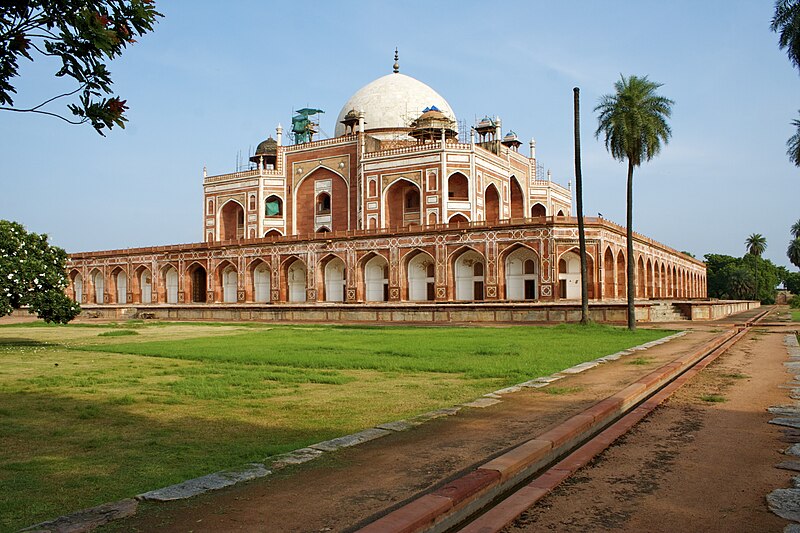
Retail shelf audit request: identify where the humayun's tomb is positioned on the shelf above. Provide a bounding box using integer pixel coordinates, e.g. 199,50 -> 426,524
66,56 -> 731,323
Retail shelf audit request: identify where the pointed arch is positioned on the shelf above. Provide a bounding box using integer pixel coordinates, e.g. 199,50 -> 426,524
636,256 -> 645,298
484,183 -> 500,225
185,261 -> 207,303
530,202 -> 546,218
90,268 -> 105,304
265,195 -> 283,217
447,172 -> 469,201
603,247 -> 615,299
281,256 -> 307,303
294,167 -> 350,235
359,252 -> 389,302
219,199 -> 245,241
448,213 -> 469,225
384,177 -> 422,229
557,248 -> 595,299
69,269 -> 83,303
132,265 -> 152,304
509,175 -> 524,220
500,244 -> 540,300
160,264 -> 179,304
403,249 -> 436,301
450,246 -> 486,301
616,250 -> 627,299
215,260 -> 238,303
319,253 -> 346,302
247,258 -> 271,303
110,266 -> 127,304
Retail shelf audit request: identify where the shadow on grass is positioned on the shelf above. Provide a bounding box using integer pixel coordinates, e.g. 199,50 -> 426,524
0,391 -> 341,532
0,337 -> 50,347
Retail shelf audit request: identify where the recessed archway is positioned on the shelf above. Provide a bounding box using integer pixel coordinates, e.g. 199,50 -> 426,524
110,267 -> 126,304
484,184 -> 500,224
70,271 -> 83,303
220,264 -> 238,303
406,250 -> 435,301
530,203 -> 546,218
504,246 -> 539,300
448,213 -> 469,225
558,251 -> 581,299
385,179 -> 421,229
509,176 -> 524,220
163,266 -> 179,304
616,250 -> 627,299
603,247 -> 615,299
448,172 -> 469,200
187,263 -> 207,303
322,255 -> 346,302
219,200 -> 244,241
363,255 -> 388,302
250,260 -> 270,303
453,248 -> 485,301
135,266 -> 152,304
91,269 -> 105,304
287,259 -> 307,302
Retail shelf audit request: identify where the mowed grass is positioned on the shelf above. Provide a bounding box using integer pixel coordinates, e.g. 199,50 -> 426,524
0,321 -> 671,531
792,311 -> 800,322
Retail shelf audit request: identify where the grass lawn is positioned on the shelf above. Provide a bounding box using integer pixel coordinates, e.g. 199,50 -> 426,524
792,311 -> 800,322
0,320 -> 671,531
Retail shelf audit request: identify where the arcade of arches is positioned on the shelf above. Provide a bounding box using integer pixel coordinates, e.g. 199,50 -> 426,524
68,222 -> 706,306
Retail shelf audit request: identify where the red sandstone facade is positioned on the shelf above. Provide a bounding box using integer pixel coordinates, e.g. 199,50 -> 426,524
66,64 -> 706,307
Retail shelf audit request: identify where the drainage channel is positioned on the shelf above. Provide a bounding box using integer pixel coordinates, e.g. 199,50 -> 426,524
354,310 -> 771,533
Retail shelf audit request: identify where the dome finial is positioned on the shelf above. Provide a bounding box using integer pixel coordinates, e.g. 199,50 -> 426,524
393,48 -> 399,73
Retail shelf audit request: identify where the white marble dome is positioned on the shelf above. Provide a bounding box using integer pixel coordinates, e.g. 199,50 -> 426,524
334,72 -> 457,139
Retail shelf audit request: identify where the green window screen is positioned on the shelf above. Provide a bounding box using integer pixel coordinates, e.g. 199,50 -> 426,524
266,200 -> 281,216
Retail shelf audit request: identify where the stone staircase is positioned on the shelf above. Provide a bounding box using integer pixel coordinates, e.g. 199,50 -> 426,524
649,301 -> 689,322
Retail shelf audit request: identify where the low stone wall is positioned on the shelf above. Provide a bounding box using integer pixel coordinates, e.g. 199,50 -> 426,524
674,300 -> 760,321
73,300 -> 743,324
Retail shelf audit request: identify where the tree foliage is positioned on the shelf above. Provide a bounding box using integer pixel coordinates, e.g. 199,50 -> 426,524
745,233 -> 767,257
771,1 -> 800,166
789,238 -> 800,269
772,0 -> 800,72
705,252 -> 780,304
0,220 -> 80,323
0,0 -> 161,135
595,74 -> 673,330
789,112 -> 800,167
783,270 -> 800,294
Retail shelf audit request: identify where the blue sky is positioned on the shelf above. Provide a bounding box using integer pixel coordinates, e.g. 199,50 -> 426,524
0,1 -> 797,268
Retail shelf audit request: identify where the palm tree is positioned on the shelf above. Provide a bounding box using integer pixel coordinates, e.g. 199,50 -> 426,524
574,87 -> 589,325
727,266 -> 756,300
745,233 -> 767,301
789,238 -> 800,269
788,112 -> 800,167
793,219 -> 800,239
595,75 -> 674,330
771,0 -> 800,72
771,2 -> 800,165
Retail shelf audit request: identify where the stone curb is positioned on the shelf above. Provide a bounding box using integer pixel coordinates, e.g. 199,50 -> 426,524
22,330 -> 688,532
768,334 -> 800,529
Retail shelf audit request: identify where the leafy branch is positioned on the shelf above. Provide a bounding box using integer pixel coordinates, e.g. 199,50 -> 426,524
0,0 -> 161,135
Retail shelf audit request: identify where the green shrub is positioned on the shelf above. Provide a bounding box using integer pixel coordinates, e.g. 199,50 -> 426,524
98,330 -> 139,337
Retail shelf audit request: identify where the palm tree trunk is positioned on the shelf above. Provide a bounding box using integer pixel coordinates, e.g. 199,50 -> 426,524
573,87 -> 589,324
754,259 -> 759,302
626,158 -> 636,331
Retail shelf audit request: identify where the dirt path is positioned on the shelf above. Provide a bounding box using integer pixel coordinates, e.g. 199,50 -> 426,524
503,325 -> 796,533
